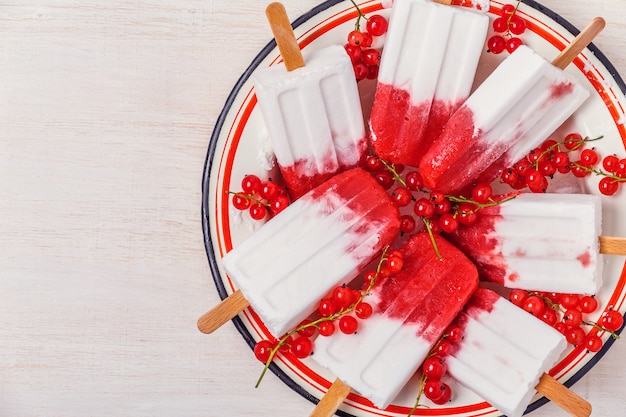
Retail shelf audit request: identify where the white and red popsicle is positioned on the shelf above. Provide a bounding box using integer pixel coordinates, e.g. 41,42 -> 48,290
369,0 -> 488,167
419,17 -> 605,194
253,3 -> 367,200
197,168 -> 401,337
447,193 -> 603,295
446,288 -> 591,417
310,233 -> 478,412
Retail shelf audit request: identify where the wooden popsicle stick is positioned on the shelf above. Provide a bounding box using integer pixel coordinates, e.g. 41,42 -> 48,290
197,290 -> 250,334
266,2 -> 305,71
308,378 -> 352,417
536,373 -> 592,417
551,17 -> 605,69
432,0 -> 453,5
599,236 -> 626,255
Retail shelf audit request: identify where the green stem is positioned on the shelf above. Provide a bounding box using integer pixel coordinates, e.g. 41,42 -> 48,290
423,218 -> 442,260
348,0 -> 368,31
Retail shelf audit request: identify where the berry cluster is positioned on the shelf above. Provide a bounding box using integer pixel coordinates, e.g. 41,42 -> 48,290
488,2 -> 526,55
364,155 -> 516,240
252,248 -> 403,386
408,326 -> 464,414
501,133 -> 626,195
509,290 -> 622,351
344,1 -> 388,81
229,174 -> 290,221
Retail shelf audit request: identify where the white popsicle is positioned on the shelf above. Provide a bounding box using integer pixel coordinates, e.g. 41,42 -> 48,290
446,288 -> 570,417
447,193 -> 603,295
369,0 -> 489,167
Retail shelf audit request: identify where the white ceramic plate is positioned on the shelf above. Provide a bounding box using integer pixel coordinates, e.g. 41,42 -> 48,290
202,1 -> 626,416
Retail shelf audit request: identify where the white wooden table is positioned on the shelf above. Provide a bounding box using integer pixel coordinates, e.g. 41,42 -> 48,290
1,1 -> 625,416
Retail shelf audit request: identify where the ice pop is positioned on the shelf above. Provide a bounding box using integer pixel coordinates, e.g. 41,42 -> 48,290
253,3 -> 367,200
446,288 -> 591,417
447,193 -> 604,295
369,0 -> 489,167
197,168 -> 401,337
311,233 -> 478,411
419,17 -> 605,194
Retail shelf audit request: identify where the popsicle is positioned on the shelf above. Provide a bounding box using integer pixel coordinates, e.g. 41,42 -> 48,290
197,168 -> 401,337
253,2 -> 367,200
369,0 -> 489,167
310,232 -> 478,413
446,288 -> 591,417
419,17 -> 605,194
448,193 -> 602,294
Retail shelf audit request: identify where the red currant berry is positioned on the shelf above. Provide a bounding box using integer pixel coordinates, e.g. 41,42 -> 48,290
515,158 -> 532,176
423,356 -> 447,380
414,198 -> 435,218
566,326 -> 586,346
393,186 -> 413,207
241,174 -> 262,194
366,15 -> 388,36
400,215 -> 417,234
446,325 -> 464,344
601,310 -> 624,332
355,302 -> 373,319
332,286 -> 355,309
501,4 -> 516,17
501,168 -> 519,186
297,320 -> 316,337
232,194 -> 250,210
553,151 -> 570,168
456,203 -> 478,225
438,213 -> 459,234
508,16 -> 527,35
291,336 -> 314,358
585,334 -> 603,352
603,154 -> 619,173
540,308 -> 559,326
260,181 -> 279,200
523,295 -> 545,316
541,139 -> 558,151
509,289 -> 528,307
564,133 -> 584,150
559,294 -> 580,309
374,170 -> 395,189
563,308 -> 583,327
360,32 -> 373,48
571,163 -> 591,178
616,158 -> 626,178
270,195 -> 290,214
254,340 -> 274,363
318,298 -> 337,317
405,170 -> 423,191
344,43 -> 362,63
579,296 -> 599,314
580,149 -> 600,166
387,255 -> 404,273
471,183 -> 493,204
538,159 -> 557,177
318,320 -> 335,337
435,339 -> 452,356
249,203 -> 268,220
365,155 -> 383,171
361,48 -> 381,66
492,17 -> 509,33
554,322 -> 568,335
347,30 -> 365,46
487,35 -> 506,54
599,177 -> 620,196
339,315 -> 359,334
424,380 -> 452,405
506,37 -> 523,53
353,61 -> 368,81
434,198 -> 451,215
366,64 -> 379,80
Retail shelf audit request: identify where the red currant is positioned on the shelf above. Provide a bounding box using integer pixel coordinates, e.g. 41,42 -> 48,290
414,198 -> 435,218
232,194 -> 250,210
585,334 -> 603,352
297,320 -> 316,337
360,32 -> 373,48
374,170 -> 395,189
366,64 -> 379,80
318,320 -> 335,337
492,17 -> 508,33
254,340 -> 274,363
508,16 -> 527,35
393,186 -> 413,207
563,308 -> 583,327
365,155 -> 383,171
438,213 -> 459,234
332,286 -> 354,309
344,43 -> 361,63
355,302 -> 373,319
424,380 -> 452,405
456,203 -> 478,225
501,4 -> 516,17
506,37 -> 523,53
578,296 -> 599,314
260,181 -> 279,200
339,315 -> 359,334
566,326 -> 586,346
559,294 -> 580,309
601,310 -> 624,332
366,15 -> 388,36
291,336 -> 314,358
405,170 -> 423,191
361,48 -> 381,66
523,295 -> 545,316
435,339 -> 452,356
446,326 -> 464,344
400,215 -> 417,234
270,195 -> 290,214
347,30 -> 365,46
553,151 -> 570,168
423,356 -> 447,380
353,61 -> 368,81
509,289 -> 528,307
564,133 -> 584,150
471,183 -> 493,204
599,177 -> 620,196
580,149 -> 600,166
249,203 -> 268,220
318,298 -> 337,317
540,308 -> 559,326
501,168 -> 519,186
603,154 -> 619,173
487,35 -> 506,54
241,174 -> 262,194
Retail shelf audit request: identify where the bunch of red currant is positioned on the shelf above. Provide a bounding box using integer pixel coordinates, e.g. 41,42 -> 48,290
501,133 -> 626,195
252,248 -> 404,385
509,290 -> 622,351
364,154 -> 515,238
412,325 -> 464,408
229,174 -> 290,221
344,1 -> 389,81
488,2 -> 527,55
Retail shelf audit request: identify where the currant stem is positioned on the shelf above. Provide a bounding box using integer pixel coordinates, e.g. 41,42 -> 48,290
423,218 -> 442,260
571,161 -> 626,183
226,190 -> 270,208
407,373 -> 429,417
379,158 -> 408,188
349,0 -> 368,31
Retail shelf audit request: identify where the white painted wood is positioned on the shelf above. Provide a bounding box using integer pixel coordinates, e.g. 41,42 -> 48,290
0,1 -> 624,416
